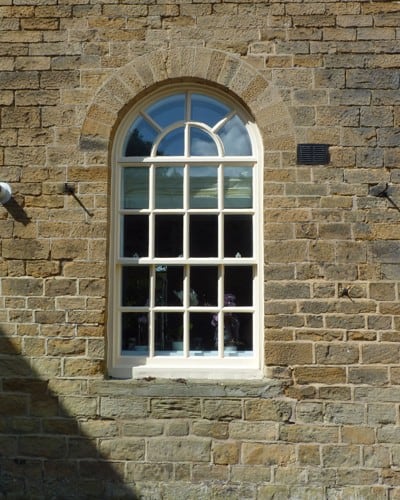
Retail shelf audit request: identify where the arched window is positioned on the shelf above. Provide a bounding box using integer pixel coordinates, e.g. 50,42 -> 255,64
109,85 -> 263,379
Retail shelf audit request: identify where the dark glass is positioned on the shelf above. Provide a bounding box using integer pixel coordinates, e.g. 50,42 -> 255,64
224,266 -> 253,306
121,312 -> 149,353
124,118 -> 157,156
123,167 -> 149,209
190,127 -> 218,156
155,312 -> 183,353
155,266 -> 184,306
157,127 -> 184,156
191,94 -> 229,127
122,266 -> 149,306
219,115 -> 252,156
154,215 -> 183,257
223,313 -> 252,352
190,215 -> 218,257
122,215 -> 148,258
155,167 -> 183,208
189,313 -> 216,352
224,215 -> 252,257
190,266 -> 218,306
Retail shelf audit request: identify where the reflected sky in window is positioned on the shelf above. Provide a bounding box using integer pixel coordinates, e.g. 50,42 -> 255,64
123,92 -> 253,158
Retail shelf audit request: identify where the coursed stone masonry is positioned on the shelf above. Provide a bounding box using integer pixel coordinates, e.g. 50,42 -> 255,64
1,0 -> 400,498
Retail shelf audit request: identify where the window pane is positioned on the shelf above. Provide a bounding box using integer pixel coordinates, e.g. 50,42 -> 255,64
155,215 -> 183,257
124,117 -> 157,156
155,313 -> 183,353
190,215 -> 218,257
224,215 -> 252,257
122,312 -> 149,354
155,167 -> 183,209
190,127 -> 218,156
147,94 -> 185,128
224,267 -> 253,306
123,167 -> 149,209
219,115 -> 252,156
223,313 -> 252,353
189,313 -> 217,353
190,166 -> 218,209
122,266 -> 149,306
224,166 -> 252,209
155,265 -> 184,306
123,215 -> 148,258
190,266 -> 218,306
191,94 -> 229,127
157,127 -> 185,156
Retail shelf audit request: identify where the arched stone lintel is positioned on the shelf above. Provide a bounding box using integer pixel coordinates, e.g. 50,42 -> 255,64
80,47 -> 295,153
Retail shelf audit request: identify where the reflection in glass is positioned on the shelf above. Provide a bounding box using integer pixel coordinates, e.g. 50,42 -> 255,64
190,266 -> 218,306
155,215 -> 183,257
190,166 -> 218,208
124,118 -> 157,156
219,115 -> 252,156
122,215 -> 148,258
224,215 -> 252,257
190,215 -> 218,257
191,94 -> 229,127
155,167 -> 183,208
190,127 -> 218,156
123,167 -> 149,209
155,313 -> 183,354
189,313 -> 216,353
224,166 -> 252,208
122,312 -> 148,353
122,267 -> 149,306
147,94 -> 185,128
157,127 -> 185,156
224,313 -> 253,353
155,266 -> 184,306
224,266 -> 253,306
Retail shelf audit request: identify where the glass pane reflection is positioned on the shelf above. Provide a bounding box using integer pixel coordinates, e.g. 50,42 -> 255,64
191,94 -> 229,127
155,215 -> 183,257
147,94 -> 185,128
189,313 -> 217,353
155,266 -> 184,306
155,313 -> 183,354
224,166 -> 252,209
123,167 -> 149,209
155,167 -> 183,208
224,266 -> 253,306
123,215 -> 148,258
122,312 -> 148,354
224,215 -> 252,257
124,118 -> 157,156
190,166 -> 218,209
190,266 -> 218,306
190,215 -> 218,257
190,127 -> 218,156
122,266 -> 149,307
219,115 -> 252,156
157,127 -> 185,156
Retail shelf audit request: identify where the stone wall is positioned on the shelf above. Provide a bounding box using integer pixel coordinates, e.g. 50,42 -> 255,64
1,0 -> 400,498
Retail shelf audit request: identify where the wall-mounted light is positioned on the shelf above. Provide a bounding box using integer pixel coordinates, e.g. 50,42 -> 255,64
0,182 -> 12,204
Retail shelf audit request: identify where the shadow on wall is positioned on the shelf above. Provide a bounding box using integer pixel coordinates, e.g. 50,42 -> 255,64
0,328 -> 138,499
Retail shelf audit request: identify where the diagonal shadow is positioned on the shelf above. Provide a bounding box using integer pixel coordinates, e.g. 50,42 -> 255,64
0,327 -> 138,499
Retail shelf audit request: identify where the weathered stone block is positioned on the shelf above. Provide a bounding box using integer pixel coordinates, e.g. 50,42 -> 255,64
147,437 -> 211,462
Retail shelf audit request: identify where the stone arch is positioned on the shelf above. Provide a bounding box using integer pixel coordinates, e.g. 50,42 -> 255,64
80,46 -> 295,155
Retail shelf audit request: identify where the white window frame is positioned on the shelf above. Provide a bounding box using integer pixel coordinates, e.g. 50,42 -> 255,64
108,84 -> 264,379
